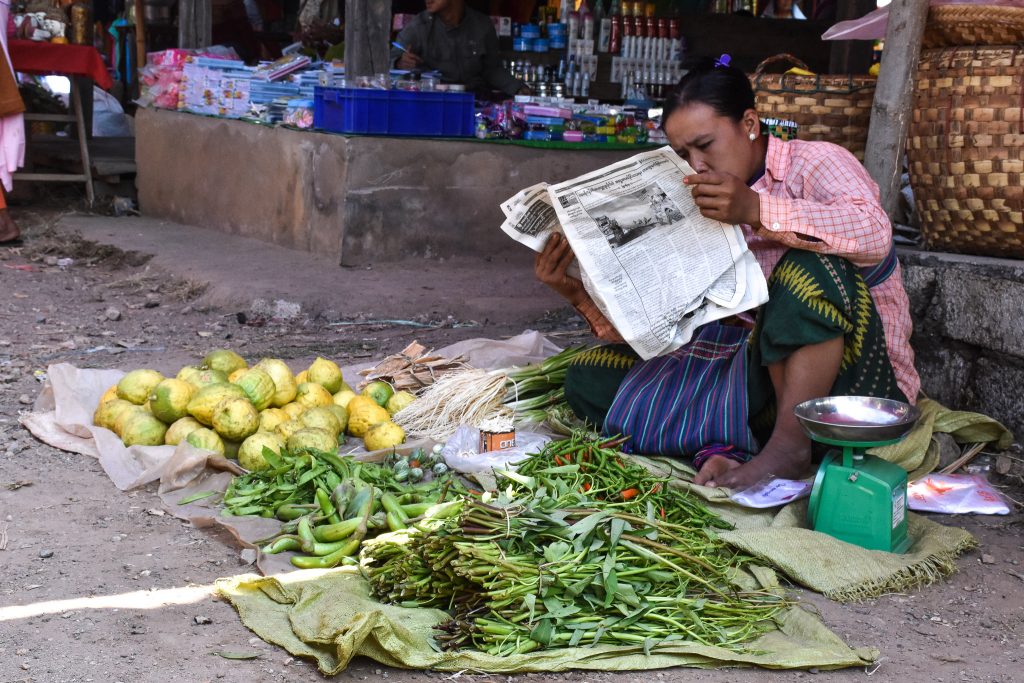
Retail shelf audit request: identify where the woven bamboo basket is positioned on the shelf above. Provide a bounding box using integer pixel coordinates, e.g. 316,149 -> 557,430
749,54 -> 875,161
907,46 -> 1024,258
923,4 -> 1024,48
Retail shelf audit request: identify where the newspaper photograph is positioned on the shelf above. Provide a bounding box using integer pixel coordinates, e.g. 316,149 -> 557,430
501,146 -> 768,360
499,183 -> 559,252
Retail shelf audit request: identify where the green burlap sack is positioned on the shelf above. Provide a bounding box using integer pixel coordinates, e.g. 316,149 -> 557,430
628,397 -> 1007,601
624,459 -> 978,602
215,398 -> 1004,673
715,501 -> 977,602
867,398 -> 1013,481
217,566 -> 877,675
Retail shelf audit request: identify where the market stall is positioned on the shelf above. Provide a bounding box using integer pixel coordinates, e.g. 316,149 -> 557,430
135,1 -> 864,265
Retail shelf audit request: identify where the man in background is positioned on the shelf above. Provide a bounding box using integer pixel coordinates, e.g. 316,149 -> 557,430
391,0 -> 524,97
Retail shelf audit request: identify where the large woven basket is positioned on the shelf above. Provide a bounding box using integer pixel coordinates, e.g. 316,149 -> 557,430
750,54 -> 875,161
923,4 -> 1024,48
907,46 -> 1024,258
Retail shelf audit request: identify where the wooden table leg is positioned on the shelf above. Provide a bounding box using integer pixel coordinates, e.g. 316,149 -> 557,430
71,78 -> 95,206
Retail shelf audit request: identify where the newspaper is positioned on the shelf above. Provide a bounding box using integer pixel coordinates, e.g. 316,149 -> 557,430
501,146 -> 768,360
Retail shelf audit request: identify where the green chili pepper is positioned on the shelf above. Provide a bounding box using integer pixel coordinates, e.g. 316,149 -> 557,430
385,511 -> 407,531
380,493 -> 408,523
261,535 -> 302,554
290,536 -> 362,569
312,517 -> 361,542
276,503 -> 315,521
296,515 -> 317,547
399,502 -> 433,517
316,487 -> 341,524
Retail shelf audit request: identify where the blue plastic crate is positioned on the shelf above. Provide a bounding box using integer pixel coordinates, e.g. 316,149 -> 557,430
314,87 -> 474,137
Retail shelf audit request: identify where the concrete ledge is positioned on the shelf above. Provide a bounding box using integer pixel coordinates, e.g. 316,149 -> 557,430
136,109 -> 640,266
899,248 -> 1024,436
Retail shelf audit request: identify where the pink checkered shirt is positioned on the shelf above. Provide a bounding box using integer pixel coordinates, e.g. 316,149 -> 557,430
746,136 -> 920,401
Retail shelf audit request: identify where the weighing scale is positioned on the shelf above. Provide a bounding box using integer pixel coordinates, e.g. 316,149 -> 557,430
795,396 -> 921,554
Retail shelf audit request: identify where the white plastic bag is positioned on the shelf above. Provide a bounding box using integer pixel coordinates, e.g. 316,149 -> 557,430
441,424 -> 551,474
92,87 -> 132,137
730,477 -> 812,509
907,474 -> 1011,515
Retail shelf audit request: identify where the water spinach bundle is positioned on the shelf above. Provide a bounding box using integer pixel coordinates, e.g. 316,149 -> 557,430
361,436 -> 788,656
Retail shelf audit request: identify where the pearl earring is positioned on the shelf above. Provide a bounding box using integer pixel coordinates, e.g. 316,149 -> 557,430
749,133 -> 756,141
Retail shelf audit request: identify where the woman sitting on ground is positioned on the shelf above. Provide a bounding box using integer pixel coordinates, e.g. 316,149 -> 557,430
534,57 -> 919,491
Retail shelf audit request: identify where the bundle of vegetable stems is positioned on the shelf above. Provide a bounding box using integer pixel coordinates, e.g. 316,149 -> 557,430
361,435 -> 788,656
393,346 -> 588,439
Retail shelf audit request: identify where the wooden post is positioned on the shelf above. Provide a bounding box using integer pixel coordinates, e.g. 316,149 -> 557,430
179,0 -> 212,49
344,0 -> 392,78
863,0 -> 929,219
134,0 -> 148,68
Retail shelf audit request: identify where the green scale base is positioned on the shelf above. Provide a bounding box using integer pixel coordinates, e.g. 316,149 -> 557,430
806,436 -> 911,554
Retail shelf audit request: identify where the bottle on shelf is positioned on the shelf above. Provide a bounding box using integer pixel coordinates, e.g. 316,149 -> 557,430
609,12 -> 621,54
559,0 -> 571,22
582,2 -> 594,42
596,0 -> 611,52
567,8 -> 580,46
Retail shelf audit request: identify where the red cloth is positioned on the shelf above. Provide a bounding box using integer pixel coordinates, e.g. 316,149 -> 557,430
8,40 -> 113,90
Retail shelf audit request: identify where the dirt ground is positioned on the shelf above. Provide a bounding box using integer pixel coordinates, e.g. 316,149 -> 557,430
0,210 -> 1022,683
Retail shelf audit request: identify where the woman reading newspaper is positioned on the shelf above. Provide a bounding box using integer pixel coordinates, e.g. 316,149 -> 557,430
535,56 -> 919,491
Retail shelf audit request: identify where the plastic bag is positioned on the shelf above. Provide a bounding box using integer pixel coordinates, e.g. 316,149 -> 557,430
730,477 -> 812,509
92,87 -> 132,137
907,474 -> 1011,515
441,424 -> 551,474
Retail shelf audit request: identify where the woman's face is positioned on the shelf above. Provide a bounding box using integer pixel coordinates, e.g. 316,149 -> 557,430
663,102 -> 761,180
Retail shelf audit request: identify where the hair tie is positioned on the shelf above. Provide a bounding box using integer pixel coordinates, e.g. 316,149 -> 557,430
714,54 -> 732,69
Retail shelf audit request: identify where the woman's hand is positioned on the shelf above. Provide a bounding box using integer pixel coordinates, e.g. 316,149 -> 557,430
685,171 -> 762,227
535,234 -> 585,305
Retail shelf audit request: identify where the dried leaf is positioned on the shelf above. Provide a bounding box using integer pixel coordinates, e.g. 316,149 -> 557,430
357,340 -> 467,392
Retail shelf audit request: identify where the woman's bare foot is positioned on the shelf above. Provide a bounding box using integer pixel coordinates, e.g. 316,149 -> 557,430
694,455 -> 741,487
0,209 -> 20,243
703,336 -> 845,490
703,435 -> 813,490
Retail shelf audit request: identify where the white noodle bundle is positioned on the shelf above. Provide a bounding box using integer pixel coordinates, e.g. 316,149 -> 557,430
392,367 -> 508,441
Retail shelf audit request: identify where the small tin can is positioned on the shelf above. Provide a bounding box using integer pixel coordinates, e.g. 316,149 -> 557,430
480,429 -> 516,453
